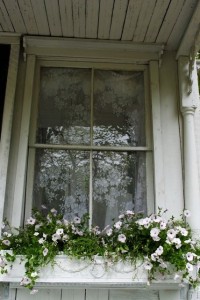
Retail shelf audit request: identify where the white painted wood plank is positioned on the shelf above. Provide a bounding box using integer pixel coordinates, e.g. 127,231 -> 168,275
72,0 -> 86,38
0,44 -> 20,236
59,0 -> 73,37
109,289 -> 159,300
156,0 -> 185,44
149,61 -> 166,211
11,55 -> 36,228
98,0 -> 114,39
121,0 -> 142,40
86,289 -> 108,300
17,0 -> 38,34
167,0 -> 197,50
62,289 -> 85,300
45,0 -> 62,36
86,0 -> 99,38
31,0 -> 50,35
0,0 -> 14,31
133,0 -> 157,42
144,0 -> 171,43
16,288 -> 62,300
3,0 -> 26,33
109,0 -> 128,40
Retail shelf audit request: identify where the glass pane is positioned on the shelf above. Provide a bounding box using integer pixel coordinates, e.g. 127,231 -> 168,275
92,151 -> 146,228
93,70 -> 145,146
36,67 -> 91,145
33,149 -> 90,220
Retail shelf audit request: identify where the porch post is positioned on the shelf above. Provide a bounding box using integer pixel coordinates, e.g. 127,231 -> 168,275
178,56 -> 200,233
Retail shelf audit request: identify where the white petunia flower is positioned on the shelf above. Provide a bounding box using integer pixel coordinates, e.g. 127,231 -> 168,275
27,217 -> 36,225
106,228 -> 113,236
126,210 -> 134,215
56,228 -> 64,235
186,252 -> 195,262
20,277 -> 31,286
63,234 -> 69,241
114,221 -> 122,229
184,210 -> 191,218
151,253 -> 157,261
52,233 -> 61,242
160,221 -> 167,230
150,228 -> 160,238
119,214 -> 125,219
144,261 -> 153,270
2,240 -> 10,246
172,238 -> 182,249
186,263 -> 193,272
50,208 -> 57,215
74,216 -> 81,224
155,246 -> 164,256
0,257 -> 6,267
31,272 -> 38,277
180,228 -> 188,236
43,248 -> 48,256
35,224 -> 41,231
167,229 -> 177,240
34,232 -> 39,236
118,234 -> 126,243
38,238 -> 45,244
174,274 -> 180,280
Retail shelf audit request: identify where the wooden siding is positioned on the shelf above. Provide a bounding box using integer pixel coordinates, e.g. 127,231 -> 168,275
0,0 -> 198,50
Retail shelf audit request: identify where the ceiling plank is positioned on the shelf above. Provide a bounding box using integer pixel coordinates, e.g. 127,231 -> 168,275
18,0 -> 38,34
0,0 -> 14,32
31,0 -> 50,35
133,0 -> 157,42
72,0 -> 86,38
59,0 -> 73,37
3,0 -> 26,33
86,0 -> 99,38
167,0 -> 197,50
45,0 -> 62,36
156,0 -> 186,44
109,0 -> 128,40
144,0 -> 171,43
121,0 -> 142,41
98,0 -> 114,39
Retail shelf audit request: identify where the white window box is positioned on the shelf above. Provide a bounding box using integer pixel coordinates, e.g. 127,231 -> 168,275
0,255 -> 182,290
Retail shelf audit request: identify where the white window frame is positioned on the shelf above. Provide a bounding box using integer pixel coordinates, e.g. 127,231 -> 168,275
9,37 -> 165,228
24,59 -> 153,224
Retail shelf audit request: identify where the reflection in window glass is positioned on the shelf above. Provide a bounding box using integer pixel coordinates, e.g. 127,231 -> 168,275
93,151 -> 146,228
33,149 -> 90,220
36,67 -> 91,145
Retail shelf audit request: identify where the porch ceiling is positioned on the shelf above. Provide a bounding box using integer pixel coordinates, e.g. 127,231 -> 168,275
0,0 -> 200,56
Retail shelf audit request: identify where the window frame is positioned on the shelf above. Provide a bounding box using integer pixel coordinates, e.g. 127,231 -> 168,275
24,59 -> 154,224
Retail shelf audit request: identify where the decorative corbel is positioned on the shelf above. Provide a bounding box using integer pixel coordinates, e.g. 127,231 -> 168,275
188,25 -> 200,94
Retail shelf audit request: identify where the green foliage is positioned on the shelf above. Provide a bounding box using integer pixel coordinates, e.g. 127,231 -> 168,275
0,208 -> 200,292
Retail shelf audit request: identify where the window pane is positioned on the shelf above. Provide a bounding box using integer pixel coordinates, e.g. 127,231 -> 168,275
36,67 -> 91,145
92,151 -> 146,228
93,70 -> 145,146
33,149 -> 90,220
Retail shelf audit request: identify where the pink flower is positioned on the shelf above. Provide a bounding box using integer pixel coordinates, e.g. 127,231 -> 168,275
118,234 -> 126,243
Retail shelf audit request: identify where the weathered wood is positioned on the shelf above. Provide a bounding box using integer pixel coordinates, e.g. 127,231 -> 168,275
31,0 -> 50,35
18,0 -> 38,34
0,0 -> 14,32
86,289 -> 108,300
121,0 -> 142,40
59,0 -> 74,37
109,0 -> 128,40
156,0 -> 184,44
133,0 -> 156,42
144,0 -> 170,43
3,0 -> 26,33
98,0 -> 114,39
72,0 -> 86,38
86,0 -> 99,38
45,0 -> 62,36
62,289 -> 85,300
16,289 -> 62,300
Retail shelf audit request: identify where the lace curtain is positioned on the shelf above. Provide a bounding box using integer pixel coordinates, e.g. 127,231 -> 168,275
32,67 -> 146,228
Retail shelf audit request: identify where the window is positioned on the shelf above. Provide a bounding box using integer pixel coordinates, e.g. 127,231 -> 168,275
26,62 -> 152,228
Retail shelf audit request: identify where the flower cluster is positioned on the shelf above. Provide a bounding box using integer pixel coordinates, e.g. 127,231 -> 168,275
0,208 -> 200,293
